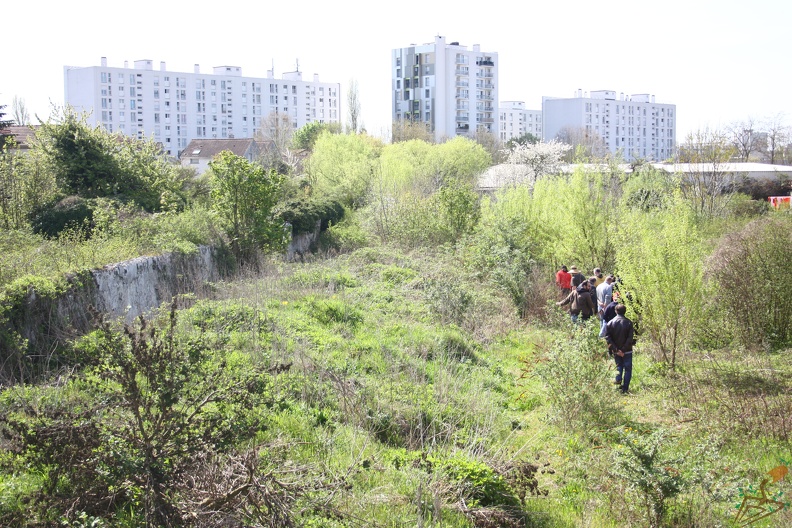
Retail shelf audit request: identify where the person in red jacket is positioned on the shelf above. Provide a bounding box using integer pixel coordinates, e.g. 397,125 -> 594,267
555,265 -> 572,296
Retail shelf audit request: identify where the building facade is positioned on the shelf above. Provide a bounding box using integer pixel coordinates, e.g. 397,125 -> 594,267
499,101 -> 542,143
64,58 -> 341,157
542,90 -> 676,161
392,36 -> 498,143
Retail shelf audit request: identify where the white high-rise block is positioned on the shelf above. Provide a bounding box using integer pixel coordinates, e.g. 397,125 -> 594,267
64,59 -> 341,157
392,36 -> 499,143
542,90 -> 676,161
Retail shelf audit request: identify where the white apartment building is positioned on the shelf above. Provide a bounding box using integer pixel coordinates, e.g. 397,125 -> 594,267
392,36 -> 498,142
499,101 -> 542,142
64,58 -> 341,157
542,90 -> 676,161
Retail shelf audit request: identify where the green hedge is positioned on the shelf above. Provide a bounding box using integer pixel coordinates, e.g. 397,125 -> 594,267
278,197 -> 345,235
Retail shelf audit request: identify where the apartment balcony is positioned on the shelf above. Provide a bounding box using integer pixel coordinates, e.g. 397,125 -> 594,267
455,68 -> 469,75
476,106 -> 494,112
456,81 -> 469,87
456,124 -> 470,133
477,117 -> 495,123
476,59 -> 495,66
456,105 -> 469,111
456,116 -> 469,122
476,72 -> 494,78
476,95 -> 494,101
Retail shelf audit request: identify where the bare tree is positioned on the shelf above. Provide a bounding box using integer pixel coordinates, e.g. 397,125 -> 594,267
255,111 -> 295,172
347,78 -> 361,134
390,118 -> 433,143
555,126 -> 608,162
677,128 -> 737,217
762,113 -> 789,165
728,118 -> 762,161
474,126 -> 505,163
12,96 -> 29,126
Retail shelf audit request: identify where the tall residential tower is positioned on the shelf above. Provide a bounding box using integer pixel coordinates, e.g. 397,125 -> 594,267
65,58 -> 341,157
392,36 -> 498,142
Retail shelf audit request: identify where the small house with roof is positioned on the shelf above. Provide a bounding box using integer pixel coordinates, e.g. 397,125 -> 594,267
179,138 -> 260,175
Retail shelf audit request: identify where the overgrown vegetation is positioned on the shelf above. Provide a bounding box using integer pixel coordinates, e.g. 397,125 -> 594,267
1,113 -> 792,526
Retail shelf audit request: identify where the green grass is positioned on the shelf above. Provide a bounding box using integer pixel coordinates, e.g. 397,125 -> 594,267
1,245 -> 791,526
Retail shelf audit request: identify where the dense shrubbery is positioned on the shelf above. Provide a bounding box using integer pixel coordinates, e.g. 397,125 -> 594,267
708,215 -> 792,349
277,196 -> 346,235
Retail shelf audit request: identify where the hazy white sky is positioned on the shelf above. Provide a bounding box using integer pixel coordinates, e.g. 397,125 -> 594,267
3,0 -> 790,140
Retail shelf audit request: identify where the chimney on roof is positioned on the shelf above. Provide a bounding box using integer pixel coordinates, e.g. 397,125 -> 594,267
194,64 -> 200,73
124,60 -> 128,68
160,61 -> 166,71
101,57 -> 107,67
313,73 -> 319,82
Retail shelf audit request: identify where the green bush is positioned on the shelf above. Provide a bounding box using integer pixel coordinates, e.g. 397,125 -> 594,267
532,325 -> 620,429
0,304 -> 273,525
434,454 -> 518,508
708,215 -> 792,349
29,196 -> 94,239
609,427 -> 685,528
277,196 -> 345,235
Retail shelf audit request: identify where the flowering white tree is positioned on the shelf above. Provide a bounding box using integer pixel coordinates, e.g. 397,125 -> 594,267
498,140 -> 572,188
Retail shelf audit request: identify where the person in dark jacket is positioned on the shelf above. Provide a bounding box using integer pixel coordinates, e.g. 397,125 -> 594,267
569,266 -> 585,289
557,281 -> 596,323
604,303 -> 635,394
600,293 -> 620,339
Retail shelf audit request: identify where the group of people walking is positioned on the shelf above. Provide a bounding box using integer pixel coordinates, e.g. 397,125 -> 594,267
554,265 -> 635,395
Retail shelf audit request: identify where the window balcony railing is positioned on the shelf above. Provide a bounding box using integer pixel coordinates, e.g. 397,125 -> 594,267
476,59 -> 495,66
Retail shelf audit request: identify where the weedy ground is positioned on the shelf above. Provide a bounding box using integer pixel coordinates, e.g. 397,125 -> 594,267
1,245 -> 790,527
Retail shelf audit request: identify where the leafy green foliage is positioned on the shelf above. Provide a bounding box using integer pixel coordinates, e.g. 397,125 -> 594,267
531,325 -> 620,429
436,454 -> 517,507
291,121 -> 342,151
0,136 -> 60,230
609,427 -> 685,528
708,215 -> 792,349
29,195 -> 94,238
277,196 -> 345,235
209,150 -> 285,262
1,303 -> 273,526
36,107 -> 184,212
305,132 -> 383,207
615,199 -> 705,368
